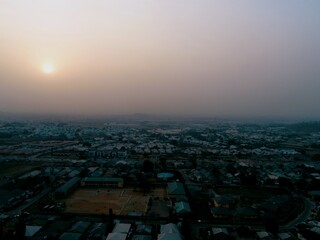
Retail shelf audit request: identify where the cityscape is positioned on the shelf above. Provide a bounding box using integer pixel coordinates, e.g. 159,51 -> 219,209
0,116 -> 320,239
1,1 -> 320,239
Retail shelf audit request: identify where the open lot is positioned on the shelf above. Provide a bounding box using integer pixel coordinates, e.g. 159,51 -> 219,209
65,187 -> 167,215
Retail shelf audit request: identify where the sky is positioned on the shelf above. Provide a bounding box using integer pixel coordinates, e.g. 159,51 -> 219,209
1,0 -> 320,120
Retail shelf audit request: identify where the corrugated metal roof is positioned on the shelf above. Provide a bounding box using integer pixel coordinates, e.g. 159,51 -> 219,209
167,182 -> 185,195
56,177 -> 80,193
82,177 -> 124,183
112,223 -> 131,233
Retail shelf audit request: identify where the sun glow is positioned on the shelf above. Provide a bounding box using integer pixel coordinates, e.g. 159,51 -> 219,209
42,63 -> 54,74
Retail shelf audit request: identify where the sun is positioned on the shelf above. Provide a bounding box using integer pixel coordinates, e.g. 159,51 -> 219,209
42,63 -> 54,74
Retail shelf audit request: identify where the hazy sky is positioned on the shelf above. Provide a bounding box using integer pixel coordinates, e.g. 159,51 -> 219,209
1,1 -> 320,119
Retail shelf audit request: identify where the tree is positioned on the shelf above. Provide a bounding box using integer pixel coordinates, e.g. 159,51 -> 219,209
191,158 -> 197,168
226,163 -> 237,175
15,215 -> 26,240
159,158 -> 167,170
239,171 -> 257,186
137,173 -> 151,193
278,177 -> 293,190
0,222 -> 3,240
265,213 -> 279,235
142,160 -> 154,172
312,154 -> 320,161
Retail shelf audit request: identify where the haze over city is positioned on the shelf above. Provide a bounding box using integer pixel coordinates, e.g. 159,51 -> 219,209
1,1 -> 320,120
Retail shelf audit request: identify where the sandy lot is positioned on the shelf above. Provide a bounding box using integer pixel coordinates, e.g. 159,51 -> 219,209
65,187 -> 167,215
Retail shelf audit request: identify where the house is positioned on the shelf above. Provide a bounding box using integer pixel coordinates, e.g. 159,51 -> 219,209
234,207 -> 259,220
25,225 -> 42,238
186,183 -> 202,197
132,235 -> 152,240
34,220 -> 72,239
211,207 -> 232,219
157,233 -> 183,240
55,177 -> 80,198
159,223 -> 183,240
59,232 -> 82,240
256,231 -> 273,240
167,182 -> 186,196
106,232 -> 127,240
309,226 -> 320,236
278,232 -> 294,240
235,226 -> 254,239
86,223 -> 107,240
18,170 -> 42,180
70,221 -> 91,234
112,223 -> 131,233
135,224 -> 152,235
308,191 -> 320,201
174,201 -> 191,215
213,195 -> 236,208
160,223 -> 180,234
81,177 -> 124,188
212,228 -> 231,240
58,221 -> 91,240
68,170 -> 81,178
260,195 -> 289,213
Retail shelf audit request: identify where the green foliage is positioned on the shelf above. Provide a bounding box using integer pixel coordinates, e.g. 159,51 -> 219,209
142,160 -> 154,172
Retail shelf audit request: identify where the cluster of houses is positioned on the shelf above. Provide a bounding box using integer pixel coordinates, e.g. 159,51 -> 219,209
2,120 -> 320,163
167,182 -> 192,216
0,212 -> 186,240
1,120 -> 320,239
210,194 -> 295,224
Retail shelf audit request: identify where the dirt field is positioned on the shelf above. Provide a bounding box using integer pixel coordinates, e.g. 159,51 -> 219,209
65,187 -> 167,215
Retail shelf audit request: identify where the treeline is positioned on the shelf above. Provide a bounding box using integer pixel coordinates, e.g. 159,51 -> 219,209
287,121 -> 320,132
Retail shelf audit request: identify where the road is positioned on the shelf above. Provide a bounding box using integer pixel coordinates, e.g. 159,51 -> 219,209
282,197 -> 313,229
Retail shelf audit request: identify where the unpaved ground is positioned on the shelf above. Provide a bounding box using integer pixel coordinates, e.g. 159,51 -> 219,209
65,187 -> 166,215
